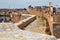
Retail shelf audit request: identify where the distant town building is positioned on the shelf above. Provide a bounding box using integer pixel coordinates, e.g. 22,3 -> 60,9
56,8 -> 60,13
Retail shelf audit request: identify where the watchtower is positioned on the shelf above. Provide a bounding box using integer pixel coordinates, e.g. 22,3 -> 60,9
49,2 -> 53,15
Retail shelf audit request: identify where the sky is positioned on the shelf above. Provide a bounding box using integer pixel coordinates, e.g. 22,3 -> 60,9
0,0 -> 60,9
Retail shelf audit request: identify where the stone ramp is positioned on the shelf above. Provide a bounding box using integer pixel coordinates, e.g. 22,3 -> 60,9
25,18 -> 47,34
0,23 -> 57,40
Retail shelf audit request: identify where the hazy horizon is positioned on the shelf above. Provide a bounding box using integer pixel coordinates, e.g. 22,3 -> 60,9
0,0 -> 60,9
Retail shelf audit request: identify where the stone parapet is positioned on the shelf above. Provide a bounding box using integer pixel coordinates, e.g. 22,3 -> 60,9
14,14 -> 36,29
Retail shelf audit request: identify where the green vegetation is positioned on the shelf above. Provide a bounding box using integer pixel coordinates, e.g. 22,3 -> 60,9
37,17 -> 46,26
0,15 -> 10,17
38,17 -> 47,22
38,17 -> 49,27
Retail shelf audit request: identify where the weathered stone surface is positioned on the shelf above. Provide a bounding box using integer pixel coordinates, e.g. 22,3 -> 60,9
25,18 -> 48,34
0,23 -> 57,40
53,24 -> 60,38
57,39 -> 60,40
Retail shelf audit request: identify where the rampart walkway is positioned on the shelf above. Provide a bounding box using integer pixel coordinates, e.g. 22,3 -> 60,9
25,18 -> 47,34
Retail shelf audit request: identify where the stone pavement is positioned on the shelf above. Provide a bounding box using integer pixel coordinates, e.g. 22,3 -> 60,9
25,18 -> 47,34
0,23 -> 57,40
